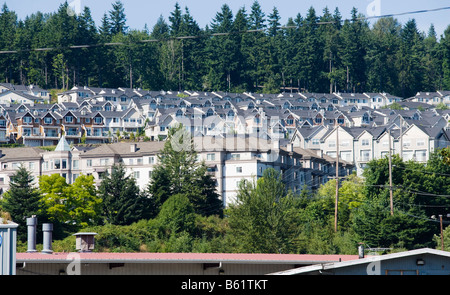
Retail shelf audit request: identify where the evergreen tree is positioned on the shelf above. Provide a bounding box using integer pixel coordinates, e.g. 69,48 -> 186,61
366,17 -> 401,93
109,0 -> 128,36
206,4 -> 237,91
1,166 -> 42,242
442,25 -> 450,90
396,19 -> 424,97
147,124 -> 223,217
99,163 -> 150,225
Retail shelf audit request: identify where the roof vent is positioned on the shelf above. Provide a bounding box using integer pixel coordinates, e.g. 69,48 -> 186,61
73,232 -> 97,252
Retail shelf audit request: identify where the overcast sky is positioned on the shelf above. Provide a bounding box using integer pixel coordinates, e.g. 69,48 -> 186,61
4,0 -> 450,37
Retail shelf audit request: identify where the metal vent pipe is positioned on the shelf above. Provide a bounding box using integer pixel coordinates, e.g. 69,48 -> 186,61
26,216 -> 37,253
42,223 -> 53,254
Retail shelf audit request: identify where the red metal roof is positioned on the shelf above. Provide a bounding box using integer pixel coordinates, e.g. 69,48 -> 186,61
17,252 -> 359,264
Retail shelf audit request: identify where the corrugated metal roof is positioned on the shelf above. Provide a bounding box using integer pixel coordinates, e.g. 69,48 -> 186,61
17,252 -> 359,264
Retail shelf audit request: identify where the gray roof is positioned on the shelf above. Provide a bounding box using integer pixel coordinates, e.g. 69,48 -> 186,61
81,141 -> 165,158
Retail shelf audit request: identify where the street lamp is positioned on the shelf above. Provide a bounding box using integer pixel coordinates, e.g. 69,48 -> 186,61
431,214 -> 450,251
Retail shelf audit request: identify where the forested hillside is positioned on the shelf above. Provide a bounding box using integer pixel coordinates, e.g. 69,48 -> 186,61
0,1 -> 449,98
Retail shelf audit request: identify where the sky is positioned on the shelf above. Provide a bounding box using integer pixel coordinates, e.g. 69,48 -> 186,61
3,0 -> 450,38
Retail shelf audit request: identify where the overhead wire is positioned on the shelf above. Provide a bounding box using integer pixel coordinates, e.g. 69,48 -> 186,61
0,5 -> 449,54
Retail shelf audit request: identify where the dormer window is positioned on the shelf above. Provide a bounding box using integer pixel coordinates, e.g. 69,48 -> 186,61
94,117 -> 103,124
227,110 -> 235,120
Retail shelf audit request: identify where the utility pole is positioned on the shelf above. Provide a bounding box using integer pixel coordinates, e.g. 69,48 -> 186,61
335,125 -> 339,232
399,116 -> 403,158
388,129 -> 394,216
440,215 -> 444,251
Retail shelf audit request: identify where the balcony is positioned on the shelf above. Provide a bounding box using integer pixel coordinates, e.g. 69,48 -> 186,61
44,132 -> 60,139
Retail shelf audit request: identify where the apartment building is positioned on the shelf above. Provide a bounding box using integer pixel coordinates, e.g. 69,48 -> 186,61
0,135 -> 353,206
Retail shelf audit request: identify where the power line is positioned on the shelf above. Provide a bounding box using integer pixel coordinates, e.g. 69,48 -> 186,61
0,6 -> 449,55
392,165 -> 450,177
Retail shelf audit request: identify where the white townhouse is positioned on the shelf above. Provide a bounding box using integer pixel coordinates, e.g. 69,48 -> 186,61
0,135 -> 353,207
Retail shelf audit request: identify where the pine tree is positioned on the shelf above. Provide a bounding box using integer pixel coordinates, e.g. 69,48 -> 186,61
99,163 -> 150,225
1,166 -> 42,242
442,25 -> 450,90
109,0 -> 128,36
147,124 -> 223,217
396,19 -> 424,97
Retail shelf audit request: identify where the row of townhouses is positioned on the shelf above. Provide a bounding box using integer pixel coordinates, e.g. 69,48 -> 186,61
0,84 -> 448,205
0,136 -> 354,206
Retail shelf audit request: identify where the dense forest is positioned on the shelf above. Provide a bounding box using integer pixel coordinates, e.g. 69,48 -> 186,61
0,1 -> 449,98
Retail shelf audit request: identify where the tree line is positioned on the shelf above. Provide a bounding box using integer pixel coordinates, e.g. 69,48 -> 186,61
1,124 -> 449,254
0,1 -> 449,98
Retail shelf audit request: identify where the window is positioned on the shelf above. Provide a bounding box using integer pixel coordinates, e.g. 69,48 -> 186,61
207,153 -> 216,161
93,129 -> 101,136
94,117 -> 103,124
403,140 -> 411,147
129,159 -> 134,165
341,140 -> 350,147
43,161 -> 49,171
361,139 -> 370,146
312,139 -> 320,145
100,159 -> 109,166
340,151 -> 352,162
360,150 -> 370,162
328,140 -> 336,148
62,159 -> 67,169
417,140 -> 425,147
54,159 -> 61,169
416,150 -> 427,162
86,159 -> 92,167
327,151 -> 337,158
133,171 -> 140,179
44,117 -> 52,124
73,174 -> 79,182
23,116 -> 32,123
149,156 -> 155,164
403,150 -> 413,161
28,162 -> 35,171
65,116 -> 73,123
236,167 -> 242,173
231,153 -> 240,160
85,118 -> 90,123
72,160 -> 79,169
148,170 -> 153,178
23,128 -> 31,136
